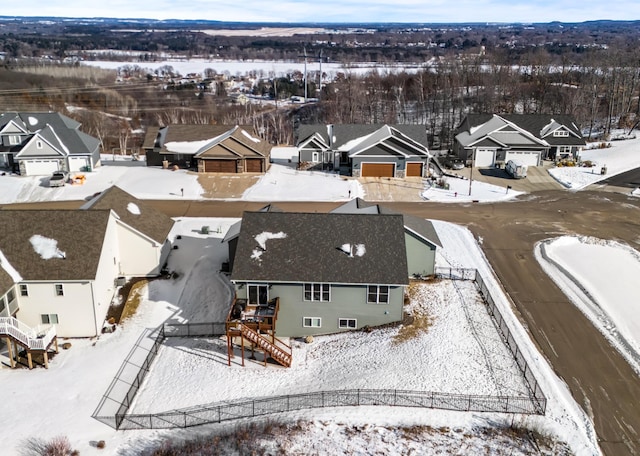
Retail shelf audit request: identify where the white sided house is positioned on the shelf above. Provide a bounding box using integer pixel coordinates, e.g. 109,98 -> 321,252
82,186 -> 175,277
0,210 -> 120,338
0,193 -> 173,339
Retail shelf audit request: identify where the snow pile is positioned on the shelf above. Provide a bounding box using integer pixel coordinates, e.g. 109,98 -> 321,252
536,236 -> 640,372
126,202 -> 141,215
29,234 -> 65,259
241,129 -> 261,143
255,231 -> 287,250
339,243 -> 366,257
0,249 -> 22,282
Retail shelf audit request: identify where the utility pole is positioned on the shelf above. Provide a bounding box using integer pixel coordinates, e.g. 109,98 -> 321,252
303,46 -> 308,103
468,152 -> 474,196
318,49 -> 323,102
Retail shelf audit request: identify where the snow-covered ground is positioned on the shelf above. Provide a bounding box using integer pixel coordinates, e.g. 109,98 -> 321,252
536,236 -> 640,374
0,217 -> 603,455
549,133 -> 640,191
2,130 -> 640,455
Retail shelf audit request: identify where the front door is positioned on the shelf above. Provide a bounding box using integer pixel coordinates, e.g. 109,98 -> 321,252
248,284 -> 268,305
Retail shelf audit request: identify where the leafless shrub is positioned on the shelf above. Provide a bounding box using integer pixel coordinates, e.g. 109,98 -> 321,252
21,435 -> 75,456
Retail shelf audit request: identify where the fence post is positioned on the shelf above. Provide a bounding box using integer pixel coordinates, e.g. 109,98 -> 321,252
357,389 -> 360,406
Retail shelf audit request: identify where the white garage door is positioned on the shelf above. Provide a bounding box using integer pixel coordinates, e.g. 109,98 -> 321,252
505,151 -> 540,167
474,149 -> 495,167
24,159 -> 60,176
68,156 -> 90,172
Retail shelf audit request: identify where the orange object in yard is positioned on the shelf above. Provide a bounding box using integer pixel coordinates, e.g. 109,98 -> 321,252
72,174 -> 86,185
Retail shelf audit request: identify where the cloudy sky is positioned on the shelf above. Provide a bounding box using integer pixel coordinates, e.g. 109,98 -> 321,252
4,0 -> 640,23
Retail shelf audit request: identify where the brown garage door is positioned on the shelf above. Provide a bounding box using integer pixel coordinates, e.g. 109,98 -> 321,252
203,159 -> 236,173
245,158 -> 263,172
406,162 -> 423,177
361,163 -> 395,177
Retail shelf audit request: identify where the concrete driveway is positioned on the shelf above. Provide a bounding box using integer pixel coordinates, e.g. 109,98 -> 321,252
448,162 -> 564,192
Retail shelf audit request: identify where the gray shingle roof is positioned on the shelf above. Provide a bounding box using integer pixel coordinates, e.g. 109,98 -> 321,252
0,210 -> 111,281
296,124 -> 428,148
82,186 -> 174,244
332,198 -> 442,248
231,211 -> 409,285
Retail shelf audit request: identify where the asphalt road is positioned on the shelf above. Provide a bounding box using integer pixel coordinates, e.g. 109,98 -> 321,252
4,191 -> 640,455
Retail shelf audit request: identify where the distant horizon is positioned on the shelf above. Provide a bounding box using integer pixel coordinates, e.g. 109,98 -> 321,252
2,15 -> 639,25
1,0 -> 639,24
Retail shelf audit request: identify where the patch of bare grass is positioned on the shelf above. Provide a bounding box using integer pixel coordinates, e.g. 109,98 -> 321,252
119,279 -> 149,322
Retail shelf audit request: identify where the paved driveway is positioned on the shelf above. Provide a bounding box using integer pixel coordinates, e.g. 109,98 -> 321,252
448,162 -> 564,192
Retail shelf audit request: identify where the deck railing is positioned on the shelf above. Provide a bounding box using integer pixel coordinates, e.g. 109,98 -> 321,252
0,316 -> 56,350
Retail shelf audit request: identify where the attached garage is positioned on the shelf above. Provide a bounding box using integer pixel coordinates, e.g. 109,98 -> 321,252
406,162 -> 424,177
504,151 -> 541,167
473,149 -> 495,167
202,159 -> 237,173
361,163 -> 395,177
23,159 -> 60,176
68,156 -> 91,172
245,158 -> 263,173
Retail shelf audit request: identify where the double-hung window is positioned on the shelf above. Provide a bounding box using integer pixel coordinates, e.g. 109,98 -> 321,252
304,283 -> 330,302
9,135 -> 20,145
303,317 -> 321,328
367,285 -> 389,304
41,314 -> 59,325
20,284 -> 28,297
55,284 -> 64,296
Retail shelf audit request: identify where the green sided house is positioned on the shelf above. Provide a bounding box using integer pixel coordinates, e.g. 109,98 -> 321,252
228,211 -> 409,338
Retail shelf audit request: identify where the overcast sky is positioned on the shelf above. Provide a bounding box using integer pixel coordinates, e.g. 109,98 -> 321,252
3,1 -> 640,23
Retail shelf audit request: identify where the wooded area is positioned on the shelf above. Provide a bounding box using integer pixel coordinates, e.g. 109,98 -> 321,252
2,19 -> 640,150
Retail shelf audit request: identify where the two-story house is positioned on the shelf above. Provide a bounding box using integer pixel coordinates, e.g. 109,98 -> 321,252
0,111 -> 101,175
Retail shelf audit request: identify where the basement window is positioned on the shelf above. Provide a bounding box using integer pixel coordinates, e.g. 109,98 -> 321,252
303,317 -> 321,328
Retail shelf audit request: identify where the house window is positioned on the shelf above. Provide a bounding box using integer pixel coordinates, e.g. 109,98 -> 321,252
55,284 -> 64,296
20,284 -> 28,297
367,285 -> 389,304
553,130 -> 569,137
304,283 -> 330,302
36,140 -> 43,149
338,318 -> 357,329
303,317 -> 321,328
9,135 -> 20,145
0,296 -> 5,313
248,284 -> 268,305
559,146 -> 572,155
7,289 -> 15,303
41,314 -> 59,325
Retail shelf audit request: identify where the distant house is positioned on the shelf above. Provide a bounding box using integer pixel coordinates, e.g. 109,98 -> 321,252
454,114 -> 586,167
331,198 -> 441,278
0,111 -> 101,175
226,210 -> 409,338
142,124 -> 270,173
0,187 -> 174,339
295,124 -> 438,178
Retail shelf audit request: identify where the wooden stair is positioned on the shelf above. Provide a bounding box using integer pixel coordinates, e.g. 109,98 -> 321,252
238,323 -> 291,367
0,317 -> 58,369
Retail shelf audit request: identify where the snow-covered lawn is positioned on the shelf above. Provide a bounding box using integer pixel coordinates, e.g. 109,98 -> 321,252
0,217 -> 602,455
130,279 -> 529,414
422,176 -> 524,202
549,133 -> 640,190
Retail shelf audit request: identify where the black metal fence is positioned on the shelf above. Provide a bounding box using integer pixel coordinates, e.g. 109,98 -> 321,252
437,266 -> 547,415
474,273 -> 547,414
117,388 -> 541,430
92,326 -> 166,429
435,266 -> 477,281
94,267 -> 547,430
163,322 -> 226,338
